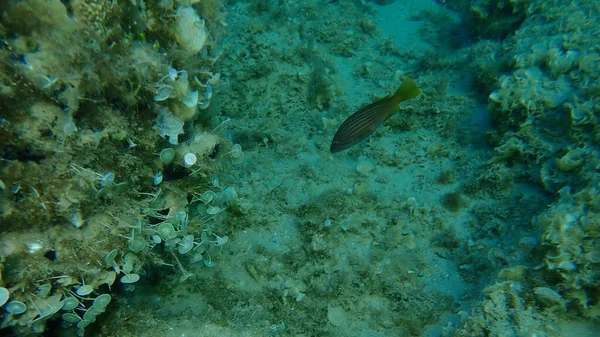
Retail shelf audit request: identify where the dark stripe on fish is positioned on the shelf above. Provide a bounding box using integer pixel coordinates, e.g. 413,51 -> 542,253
330,100 -> 391,153
341,99 -> 389,135
330,77 -> 421,153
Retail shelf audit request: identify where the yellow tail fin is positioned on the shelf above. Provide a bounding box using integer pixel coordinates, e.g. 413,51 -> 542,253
392,77 -> 421,104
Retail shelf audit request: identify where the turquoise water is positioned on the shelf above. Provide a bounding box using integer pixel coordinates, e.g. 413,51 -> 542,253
0,0 -> 599,336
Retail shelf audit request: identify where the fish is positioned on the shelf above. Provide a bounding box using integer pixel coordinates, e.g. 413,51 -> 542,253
330,77 -> 421,153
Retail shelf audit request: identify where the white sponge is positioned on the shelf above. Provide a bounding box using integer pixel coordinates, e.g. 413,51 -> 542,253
174,6 -> 207,54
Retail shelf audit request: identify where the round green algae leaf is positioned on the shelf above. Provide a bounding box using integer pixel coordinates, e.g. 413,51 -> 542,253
61,297 -> 80,311
157,222 -> 176,240
222,186 -> 237,202
178,235 -> 194,254
100,271 -> 117,287
164,237 -> 181,249
37,284 -> 52,298
93,294 -> 111,308
104,249 -> 119,267
0,287 -> 9,307
128,234 -> 147,253
201,190 -> 215,204
83,305 -> 103,321
123,253 -> 136,274
37,296 -> 64,318
159,148 -> 175,164
230,143 -> 242,158
5,301 -> 27,315
76,285 -> 93,296
77,318 -> 92,329
120,273 -> 140,284
206,205 -> 221,215
62,312 -> 81,323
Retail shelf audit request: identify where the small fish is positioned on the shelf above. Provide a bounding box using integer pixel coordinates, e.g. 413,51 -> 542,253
330,77 -> 421,153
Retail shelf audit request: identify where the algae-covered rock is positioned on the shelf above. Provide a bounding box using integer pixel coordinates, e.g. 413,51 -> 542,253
535,187 -> 600,314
